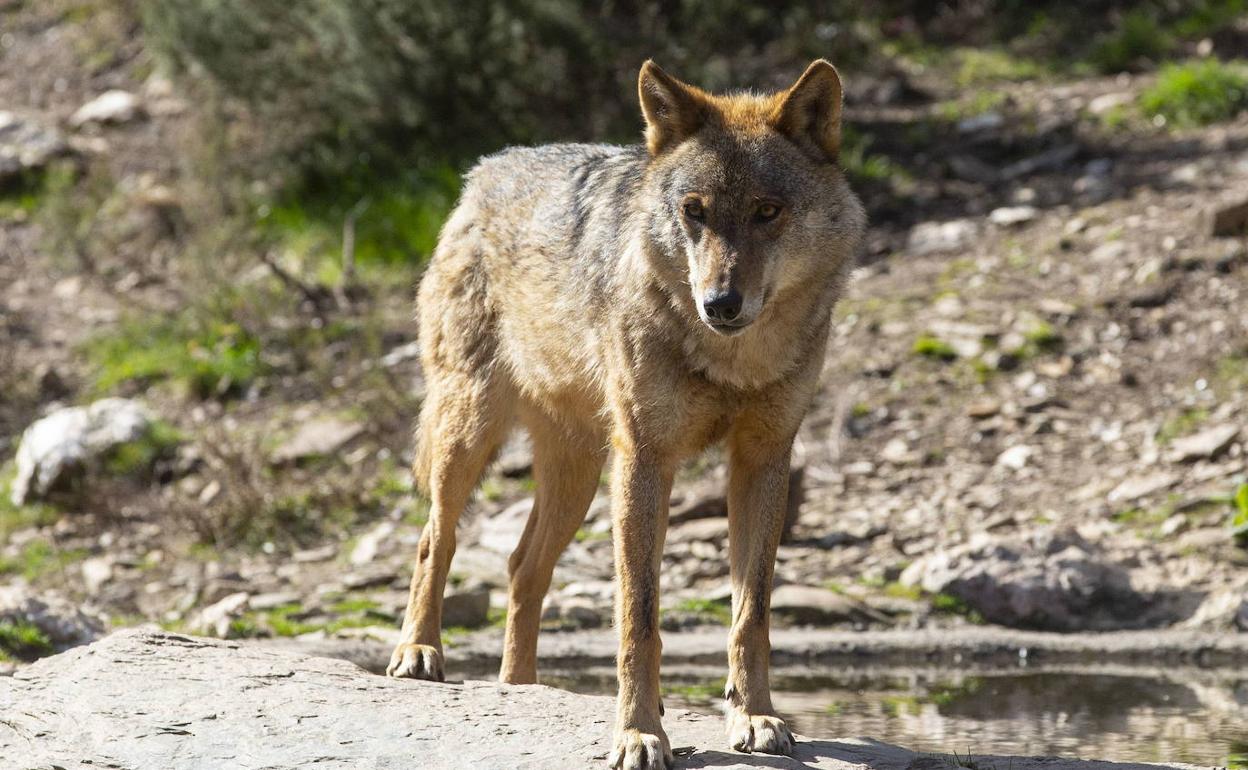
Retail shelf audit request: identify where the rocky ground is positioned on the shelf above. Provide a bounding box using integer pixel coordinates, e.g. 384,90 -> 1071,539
2,2 -> 1248,678
0,629 -> 1227,770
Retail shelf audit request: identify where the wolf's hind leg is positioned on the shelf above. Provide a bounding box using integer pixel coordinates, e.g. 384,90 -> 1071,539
387,373 -> 512,681
500,414 -> 606,684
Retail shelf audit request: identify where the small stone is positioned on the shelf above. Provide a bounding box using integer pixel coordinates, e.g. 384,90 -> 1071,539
1158,514 -> 1187,538
957,112 -> 1004,133
292,545 -> 337,563
69,90 -> 142,127
0,111 -> 67,183
270,417 -> 364,464
248,592 -> 302,611
1088,92 -> 1133,114
442,584 -> 490,628
967,399 -> 1001,419
350,520 -> 396,566
1211,198 -> 1248,237
1167,425 -> 1239,463
989,206 -> 1038,227
1107,472 -> 1178,504
80,557 -> 114,595
769,585 -> 868,626
996,445 -> 1033,471
477,498 -> 532,554
906,219 -> 977,256
880,438 -> 917,465
189,592 -> 250,638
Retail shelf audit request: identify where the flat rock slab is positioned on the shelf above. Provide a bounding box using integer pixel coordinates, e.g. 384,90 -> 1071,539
0,630 -> 1218,770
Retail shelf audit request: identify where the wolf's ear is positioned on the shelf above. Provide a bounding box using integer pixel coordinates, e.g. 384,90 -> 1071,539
639,60 -> 707,155
772,60 -> 843,161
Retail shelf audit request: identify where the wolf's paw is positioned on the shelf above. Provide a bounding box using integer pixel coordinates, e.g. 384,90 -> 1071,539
725,709 -> 794,755
385,643 -> 444,681
609,727 -> 673,770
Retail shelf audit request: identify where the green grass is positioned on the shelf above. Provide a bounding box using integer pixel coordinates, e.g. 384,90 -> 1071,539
662,677 -> 726,703
1023,320 -> 1062,351
1228,740 -> 1248,770
261,166 -> 459,269
930,593 -> 985,624
102,420 -> 183,476
1156,407 -> 1210,445
913,334 -> 958,362
1232,483 -> 1248,546
0,620 -> 54,661
1140,59 -> 1248,127
87,314 -> 264,399
665,597 -> 732,626
840,128 -> 908,186
0,167 -> 51,221
0,464 -> 61,539
0,540 -> 89,581
952,48 -> 1044,86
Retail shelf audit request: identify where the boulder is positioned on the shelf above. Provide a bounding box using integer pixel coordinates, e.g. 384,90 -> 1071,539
0,629 -> 1221,770
900,530 -> 1148,631
9,398 -> 160,505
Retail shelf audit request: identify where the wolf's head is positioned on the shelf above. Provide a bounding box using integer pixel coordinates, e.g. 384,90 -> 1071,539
638,60 -> 865,336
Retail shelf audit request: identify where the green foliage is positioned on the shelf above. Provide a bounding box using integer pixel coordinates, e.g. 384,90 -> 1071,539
913,334 -> 958,362
662,677 -> 727,703
1232,483 -> 1248,546
0,168 -> 49,221
140,0 -> 841,181
0,620 -> 54,661
262,166 -> 459,266
102,420 -> 184,477
930,592 -> 984,623
1023,320 -> 1062,351
840,127 -> 907,186
0,539 -> 89,582
87,314 -> 264,399
667,597 -> 732,626
1089,9 -> 1172,73
953,48 -> 1044,86
0,465 -> 61,539
1156,408 -> 1210,445
1140,59 -> 1248,127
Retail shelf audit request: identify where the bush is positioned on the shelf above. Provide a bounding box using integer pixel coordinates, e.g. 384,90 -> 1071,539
1140,59 -> 1248,127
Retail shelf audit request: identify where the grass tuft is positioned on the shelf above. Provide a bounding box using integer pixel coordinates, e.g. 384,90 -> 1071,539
0,620 -> 54,661
913,334 -> 958,362
1140,59 -> 1248,127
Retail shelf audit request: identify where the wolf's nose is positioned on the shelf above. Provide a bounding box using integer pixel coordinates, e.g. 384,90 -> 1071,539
702,288 -> 743,323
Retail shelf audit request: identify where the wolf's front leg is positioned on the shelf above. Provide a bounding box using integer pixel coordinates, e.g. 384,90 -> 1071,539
723,433 -> 795,755
608,446 -> 675,770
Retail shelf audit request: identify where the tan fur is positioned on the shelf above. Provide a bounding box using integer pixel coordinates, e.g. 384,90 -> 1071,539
387,60 -> 866,769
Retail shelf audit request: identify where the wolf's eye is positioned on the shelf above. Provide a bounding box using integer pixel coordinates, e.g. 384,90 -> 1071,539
683,200 -> 705,221
755,202 -> 781,222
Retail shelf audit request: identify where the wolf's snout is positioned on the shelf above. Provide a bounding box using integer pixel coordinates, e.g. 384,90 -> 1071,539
701,288 -> 743,323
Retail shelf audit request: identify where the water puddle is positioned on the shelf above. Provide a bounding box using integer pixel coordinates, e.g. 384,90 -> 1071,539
533,665 -> 1248,767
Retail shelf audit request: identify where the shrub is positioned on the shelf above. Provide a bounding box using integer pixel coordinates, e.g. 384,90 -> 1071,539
1140,59 -> 1248,127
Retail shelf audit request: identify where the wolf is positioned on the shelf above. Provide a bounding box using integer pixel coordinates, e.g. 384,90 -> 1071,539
386,59 -> 866,769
